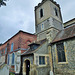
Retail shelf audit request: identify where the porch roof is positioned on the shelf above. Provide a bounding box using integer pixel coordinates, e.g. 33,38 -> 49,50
21,39 -> 47,56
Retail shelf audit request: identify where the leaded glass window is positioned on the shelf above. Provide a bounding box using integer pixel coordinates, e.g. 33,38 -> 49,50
39,56 -> 45,65
56,42 -> 66,62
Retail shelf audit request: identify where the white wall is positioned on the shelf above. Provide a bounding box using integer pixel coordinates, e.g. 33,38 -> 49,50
0,65 -> 9,75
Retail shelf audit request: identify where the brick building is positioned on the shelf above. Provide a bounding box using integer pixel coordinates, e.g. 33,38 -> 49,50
0,30 -> 37,74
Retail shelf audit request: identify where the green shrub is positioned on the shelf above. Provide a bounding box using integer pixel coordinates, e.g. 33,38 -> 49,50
9,72 -> 15,75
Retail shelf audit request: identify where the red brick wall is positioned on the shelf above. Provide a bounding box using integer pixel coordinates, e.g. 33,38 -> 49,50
0,31 -> 37,60
0,31 -> 37,73
20,32 -> 37,53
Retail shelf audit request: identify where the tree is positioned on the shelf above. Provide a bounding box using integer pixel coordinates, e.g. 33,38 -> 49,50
0,0 -> 7,7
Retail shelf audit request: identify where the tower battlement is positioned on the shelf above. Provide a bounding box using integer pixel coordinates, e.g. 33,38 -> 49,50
35,0 -> 60,10
35,0 -> 63,41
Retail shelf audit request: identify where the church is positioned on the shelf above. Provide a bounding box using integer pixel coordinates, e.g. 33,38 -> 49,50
0,0 -> 75,75
20,0 -> 75,75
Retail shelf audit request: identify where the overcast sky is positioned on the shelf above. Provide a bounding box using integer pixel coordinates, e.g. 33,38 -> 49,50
0,0 -> 75,43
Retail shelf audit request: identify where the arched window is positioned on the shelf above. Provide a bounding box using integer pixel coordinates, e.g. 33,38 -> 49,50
56,42 -> 66,62
54,8 -> 58,16
11,43 -> 14,52
8,54 -> 10,65
5,47 -> 7,54
12,53 -> 15,65
40,9 -> 43,18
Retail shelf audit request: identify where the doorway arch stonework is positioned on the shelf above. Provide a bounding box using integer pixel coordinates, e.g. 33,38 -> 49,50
23,59 -> 30,75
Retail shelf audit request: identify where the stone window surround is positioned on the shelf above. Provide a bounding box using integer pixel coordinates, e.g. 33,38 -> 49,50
23,59 -> 31,75
54,7 -> 59,17
39,56 -> 45,65
34,53 -> 49,67
39,8 -> 44,19
55,42 -> 68,64
41,23 -> 44,30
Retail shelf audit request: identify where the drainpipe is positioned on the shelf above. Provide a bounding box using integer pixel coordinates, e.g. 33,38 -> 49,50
48,44 -> 54,75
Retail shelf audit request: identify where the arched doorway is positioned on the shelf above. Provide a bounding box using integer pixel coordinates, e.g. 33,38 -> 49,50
25,60 -> 30,75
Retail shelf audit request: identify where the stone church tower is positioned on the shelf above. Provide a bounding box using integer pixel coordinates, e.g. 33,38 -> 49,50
35,0 -> 63,42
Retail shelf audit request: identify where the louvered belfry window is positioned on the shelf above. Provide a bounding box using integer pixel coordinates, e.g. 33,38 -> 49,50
54,8 -> 58,16
40,9 -> 43,18
56,42 -> 66,62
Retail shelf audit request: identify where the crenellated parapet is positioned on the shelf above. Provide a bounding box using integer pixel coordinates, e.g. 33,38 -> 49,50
35,0 -> 60,10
